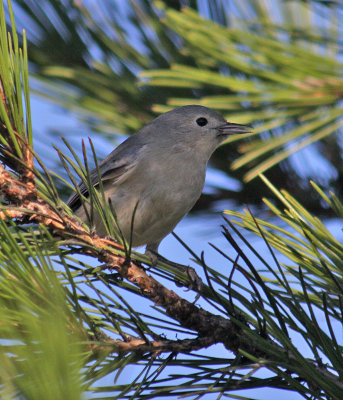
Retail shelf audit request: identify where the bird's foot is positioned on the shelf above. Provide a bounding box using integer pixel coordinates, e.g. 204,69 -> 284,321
173,264 -> 203,292
145,249 -> 203,300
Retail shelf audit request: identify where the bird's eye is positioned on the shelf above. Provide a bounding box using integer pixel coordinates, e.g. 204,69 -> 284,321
196,117 -> 208,127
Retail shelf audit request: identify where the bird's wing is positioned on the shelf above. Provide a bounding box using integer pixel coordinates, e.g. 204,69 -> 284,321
67,135 -> 144,211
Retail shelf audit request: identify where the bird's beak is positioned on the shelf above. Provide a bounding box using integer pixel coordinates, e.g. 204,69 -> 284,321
216,122 -> 252,136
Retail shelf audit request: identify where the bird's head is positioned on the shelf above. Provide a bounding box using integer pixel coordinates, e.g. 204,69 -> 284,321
147,105 -> 251,159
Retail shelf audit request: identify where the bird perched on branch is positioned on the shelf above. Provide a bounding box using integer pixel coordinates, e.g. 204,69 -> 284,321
68,105 -> 250,287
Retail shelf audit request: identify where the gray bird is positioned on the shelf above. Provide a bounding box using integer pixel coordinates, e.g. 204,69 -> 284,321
68,105 -> 249,265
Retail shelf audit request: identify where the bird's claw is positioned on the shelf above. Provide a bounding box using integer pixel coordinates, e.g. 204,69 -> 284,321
175,266 -> 203,293
175,266 -> 202,303
145,250 -> 203,302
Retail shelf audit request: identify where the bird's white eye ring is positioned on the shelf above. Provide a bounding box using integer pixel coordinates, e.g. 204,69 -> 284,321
196,117 -> 208,127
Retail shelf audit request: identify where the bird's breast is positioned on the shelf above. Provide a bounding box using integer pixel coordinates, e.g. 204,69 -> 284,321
105,152 -> 207,247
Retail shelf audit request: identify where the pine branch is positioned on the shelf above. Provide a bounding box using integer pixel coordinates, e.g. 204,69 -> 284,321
2,80 -> 343,397
90,331 -> 220,355
2,2 -> 343,398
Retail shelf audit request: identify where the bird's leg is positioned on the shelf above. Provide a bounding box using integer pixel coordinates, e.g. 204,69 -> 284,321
145,244 -> 203,295
144,243 -> 159,267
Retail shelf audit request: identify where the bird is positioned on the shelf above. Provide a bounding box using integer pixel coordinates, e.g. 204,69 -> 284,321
68,105 -> 250,279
